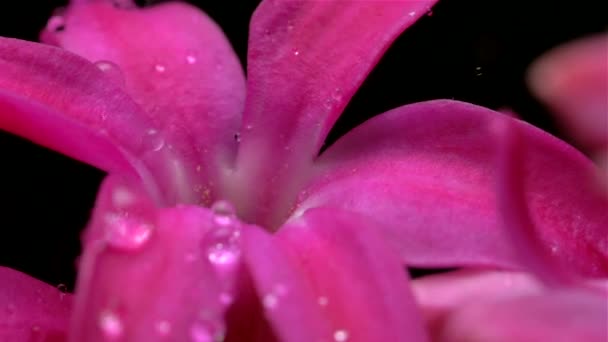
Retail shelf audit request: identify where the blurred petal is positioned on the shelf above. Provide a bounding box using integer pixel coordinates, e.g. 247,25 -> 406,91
70,181 -> 236,341
0,266 -> 72,342
234,0 -> 438,226
528,34 -> 608,151
412,269 -> 543,331
436,288 -> 608,341
297,100 -> 608,276
42,0 -> 247,204
0,38 -> 165,197
277,208 -> 428,342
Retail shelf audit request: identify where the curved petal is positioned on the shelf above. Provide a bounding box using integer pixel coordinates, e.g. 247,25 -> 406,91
232,0 -> 438,226
0,266 -> 72,341
42,0 -> 247,204
528,34 -> 608,152
70,177 -> 236,341
412,269 -> 608,341
436,289 -> 608,341
276,208 -> 428,342
241,225 -> 332,342
0,37 -> 167,199
296,100 -> 608,277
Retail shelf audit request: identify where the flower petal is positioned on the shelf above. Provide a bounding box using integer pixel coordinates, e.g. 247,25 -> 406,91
276,208 -> 428,342
42,0 -> 247,204
0,38 -> 166,196
233,0 -> 438,226
436,288 -> 608,341
240,225 -> 332,342
528,34 -> 608,152
297,100 -> 608,276
70,178 -> 234,341
0,266 -> 72,341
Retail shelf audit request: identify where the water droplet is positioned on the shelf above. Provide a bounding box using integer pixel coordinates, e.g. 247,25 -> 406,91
207,243 -> 239,265
47,16 -> 65,32
550,244 -> 559,254
190,320 -> 225,342
156,320 -> 172,336
263,293 -> 278,309
245,124 -> 253,131
211,200 -> 236,227
143,129 -> 165,152
317,296 -> 329,307
408,11 -> 416,17
219,292 -> 233,305
104,214 -> 153,251
95,61 -> 125,85
334,329 -> 349,341
293,50 -> 300,56
475,66 -> 483,76
112,186 -> 135,208
99,310 -> 124,340
155,64 -> 166,73
57,284 -> 67,300
234,133 -> 241,143
186,55 -> 197,64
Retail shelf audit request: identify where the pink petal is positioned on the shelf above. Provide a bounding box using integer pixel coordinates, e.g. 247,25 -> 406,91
528,34 -> 608,152
0,38 -> 167,198
412,269 -> 608,341
233,0 -> 438,226
70,177 -> 238,341
411,269 -> 544,331
436,288 -> 608,341
240,225 -> 332,342
297,100 -> 608,276
275,208 -> 428,342
42,0 -> 246,205
0,266 -> 72,341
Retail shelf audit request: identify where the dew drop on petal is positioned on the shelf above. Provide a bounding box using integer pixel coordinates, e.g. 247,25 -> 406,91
334,329 -> 349,341
47,15 -> 65,32
190,319 -> 225,342
408,11 -> 416,17
219,292 -> 233,306
98,310 -> 124,340
155,64 -> 166,73
156,320 -> 172,336
142,128 -> 165,152
317,296 -> 329,307
293,50 -> 300,56
262,293 -> 278,309
105,214 -> 153,251
211,200 -> 236,227
186,55 -> 197,64
94,60 -> 126,86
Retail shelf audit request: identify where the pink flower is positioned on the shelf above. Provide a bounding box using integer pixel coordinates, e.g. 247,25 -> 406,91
0,0 -> 606,341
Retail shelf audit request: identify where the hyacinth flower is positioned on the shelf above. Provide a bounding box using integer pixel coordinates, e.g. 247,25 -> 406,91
1,0 -> 607,341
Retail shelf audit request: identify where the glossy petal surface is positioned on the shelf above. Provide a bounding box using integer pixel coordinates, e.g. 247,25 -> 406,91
234,0 -> 438,226
0,38 -> 162,193
0,266 -> 72,342
297,100 -> 608,276
528,34 -> 608,151
70,177 -> 234,341
42,0 -> 247,204
277,208 -> 428,342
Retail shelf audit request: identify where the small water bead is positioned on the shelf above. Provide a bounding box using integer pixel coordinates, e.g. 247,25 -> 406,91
186,55 -> 197,64
218,292 -> 233,306
293,50 -> 300,56
408,11 -> 416,17
104,214 -> 153,251
95,60 -> 126,85
47,15 -> 65,32
143,129 -> 165,152
334,329 -> 349,342
155,64 -> 167,73
211,200 -> 236,227
262,293 -> 278,309
156,320 -> 172,336
190,320 -> 225,342
57,284 -> 68,301
317,296 -> 329,307
99,310 -> 124,340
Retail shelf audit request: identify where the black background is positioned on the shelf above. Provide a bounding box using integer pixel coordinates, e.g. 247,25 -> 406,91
0,0 -> 606,290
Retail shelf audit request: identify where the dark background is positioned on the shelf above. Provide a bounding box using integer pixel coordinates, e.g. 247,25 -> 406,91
0,0 -> 606,290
